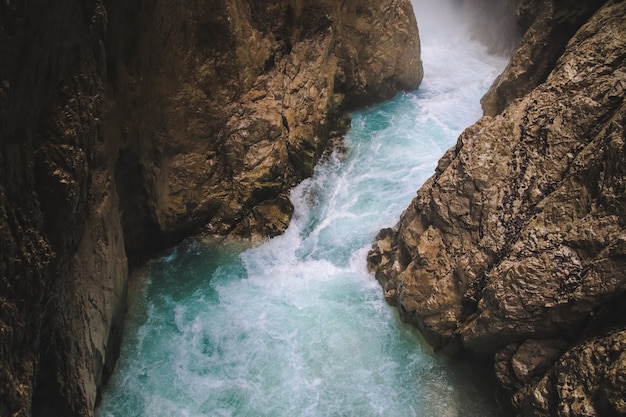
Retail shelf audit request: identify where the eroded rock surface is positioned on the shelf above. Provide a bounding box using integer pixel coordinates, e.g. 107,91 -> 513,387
105,0 -> 422,255
0,1 -> 421,416
481,0 -> 606,116
369,1 -> 626,415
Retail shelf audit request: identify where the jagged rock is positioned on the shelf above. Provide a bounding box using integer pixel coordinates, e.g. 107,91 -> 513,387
495,339 -> 569,392
369,0 -> 626,414
0,1 -> 112,416
481,0 -> 606,116
1,1 -> 421,416
105,0 -> 422,254
519,330 -> 626,417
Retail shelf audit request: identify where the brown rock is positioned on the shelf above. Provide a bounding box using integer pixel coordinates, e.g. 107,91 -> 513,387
520,331 -> 626,417
511,339 -> 569,382
105,0 -> 423,253
481,0 -> 606,116
369,1 -> 626,414
0,1 -> 422,416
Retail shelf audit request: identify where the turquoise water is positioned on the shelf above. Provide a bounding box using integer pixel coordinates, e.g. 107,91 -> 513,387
97,2 -> 510,416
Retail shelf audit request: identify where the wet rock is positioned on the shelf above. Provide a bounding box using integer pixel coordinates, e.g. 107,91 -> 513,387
369,1 -> 626,414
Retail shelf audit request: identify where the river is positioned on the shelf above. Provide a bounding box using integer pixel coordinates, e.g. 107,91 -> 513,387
97,1 -> 511,416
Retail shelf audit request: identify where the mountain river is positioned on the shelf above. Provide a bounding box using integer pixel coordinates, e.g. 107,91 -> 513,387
97,1 -> 512,416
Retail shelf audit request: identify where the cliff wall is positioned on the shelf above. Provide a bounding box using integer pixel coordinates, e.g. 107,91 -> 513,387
369,0 -> 626,415
0,1 -> 421,416
104,0 -> 422,256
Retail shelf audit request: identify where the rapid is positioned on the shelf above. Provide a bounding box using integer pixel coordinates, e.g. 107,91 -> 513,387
97,1 -> 512,416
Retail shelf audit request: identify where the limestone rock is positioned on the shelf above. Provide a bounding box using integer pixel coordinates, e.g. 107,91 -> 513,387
369,0 -> 626,414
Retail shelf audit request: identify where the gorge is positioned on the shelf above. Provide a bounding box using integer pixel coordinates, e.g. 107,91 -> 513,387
1,0 -> 625,417
95,0 -> 510,414
1,0 -> 420,415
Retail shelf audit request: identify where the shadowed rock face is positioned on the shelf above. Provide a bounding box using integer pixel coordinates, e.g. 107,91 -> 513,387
369,0 -> 626,415
104,0 -> 423,255
481,0 -> 605,116
0,2 -> 120,416
0,1 -> 421,416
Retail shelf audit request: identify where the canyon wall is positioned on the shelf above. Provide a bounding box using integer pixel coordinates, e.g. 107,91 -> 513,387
369,0 -> 626,415
104,0 -> 422,255
0,1 -> 421,416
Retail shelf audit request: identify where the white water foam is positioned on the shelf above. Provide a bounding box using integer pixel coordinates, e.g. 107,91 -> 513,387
97,2 -> 510,416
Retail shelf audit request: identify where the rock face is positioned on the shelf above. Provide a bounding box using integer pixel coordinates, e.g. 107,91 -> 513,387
104,0 -> 422,256
0,2 -> 122,416
0,1 -> 421,416
481,0 -> 605,116
369,0 -> 626,415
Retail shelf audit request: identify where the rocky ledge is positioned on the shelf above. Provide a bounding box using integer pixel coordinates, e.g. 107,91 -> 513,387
369,0 -> 626,416
0,1 -> 421,416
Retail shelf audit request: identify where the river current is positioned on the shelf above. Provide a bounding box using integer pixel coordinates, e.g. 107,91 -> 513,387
97,1 -> 510,416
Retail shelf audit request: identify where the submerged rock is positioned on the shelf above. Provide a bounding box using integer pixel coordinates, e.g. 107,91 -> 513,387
369,1 -> 626,415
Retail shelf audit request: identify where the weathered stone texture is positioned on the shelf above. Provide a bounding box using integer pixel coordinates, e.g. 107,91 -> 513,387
105,0 -> 422,255
519,330 -> 626,417
481,0 -> 607,116
1,1 -> 421,416
369,1 -> 626,414
0,1 -> 113,416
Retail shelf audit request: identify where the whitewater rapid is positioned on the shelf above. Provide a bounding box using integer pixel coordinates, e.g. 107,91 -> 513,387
97,1 -> 510,416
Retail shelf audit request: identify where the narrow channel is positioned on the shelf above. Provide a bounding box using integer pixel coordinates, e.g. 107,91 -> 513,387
97,1 -> 511,415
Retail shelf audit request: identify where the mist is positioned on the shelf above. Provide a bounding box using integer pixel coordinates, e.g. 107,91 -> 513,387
412,0 -> 520,56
